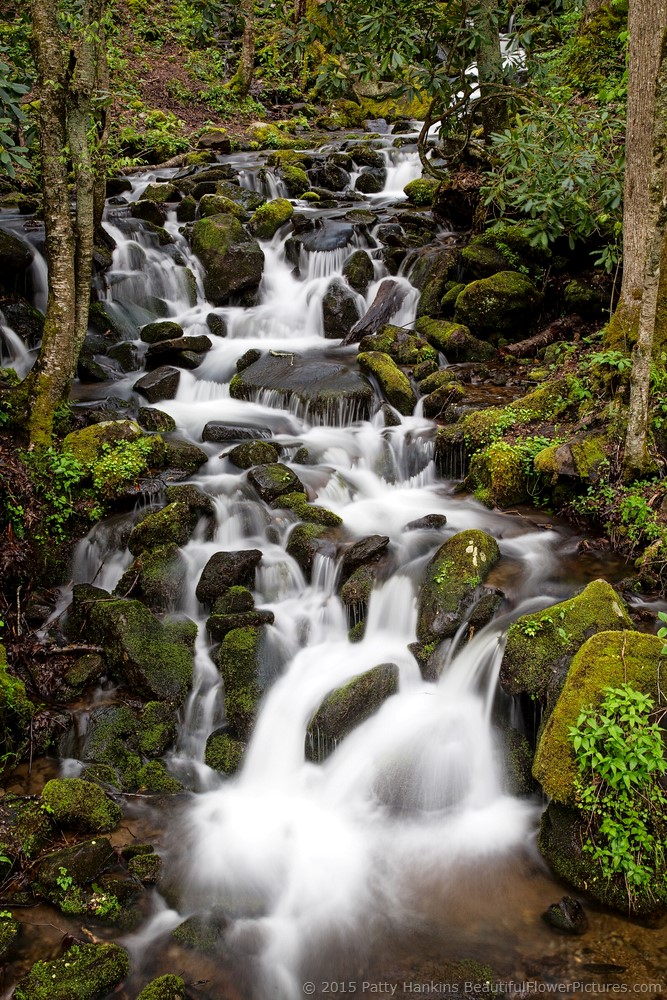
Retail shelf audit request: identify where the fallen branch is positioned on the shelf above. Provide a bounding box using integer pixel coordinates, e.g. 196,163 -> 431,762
341,280 -> 407,345
499,315 -> 582,358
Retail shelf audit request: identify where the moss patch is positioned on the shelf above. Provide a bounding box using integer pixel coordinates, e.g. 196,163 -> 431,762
205,730 -> 245,773
217,626 -> 263,739
136,975 -> 186,1000
249,198 -> 294,239
357,351 -> 416,415
41,778 -> 121,833
13,943 -> 129,1000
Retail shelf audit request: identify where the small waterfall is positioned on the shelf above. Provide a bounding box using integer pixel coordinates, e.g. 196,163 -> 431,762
0,310 -> 34,377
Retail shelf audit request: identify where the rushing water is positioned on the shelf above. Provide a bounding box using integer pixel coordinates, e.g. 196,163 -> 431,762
1,131 -> 659,999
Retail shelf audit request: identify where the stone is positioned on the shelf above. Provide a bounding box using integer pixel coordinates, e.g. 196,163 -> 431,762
342,249 -> 375,293
307,663 -> 398,760
286,524 -> 335,579
207,609 -> 275,641
162,439 -> 208,473
145,335 -> 212,369
405,514 -> 448,531
359,324 -> 438,367
13,943 -> 129,1000
454,271 -> 543,338
130,199 -> 165,226
227,440 -> 280,469
542,896 -> 589,935
341,534 -> 390,581
205,729 -> 245,774
191,213 -> 265,305
34,838 -> 116,900
308,161 -> 350,191
142,182 -> 179,204
403,177 -> 439,205
202,421 -> 272,443
533,434 -> 608,484
216,627 -> 264,738
140,321 -> 184,344
249,198 -> 294,239
355,168 -> 386,193
196,550 -> 263,605
134,366 -> 181,402
415,316 -> 494,362
136,975 -> 186,1000
137,407 -> 176,433
116,544 -> 187,612
198,194 -> 249,221
62,420 -> 143,466
247,462 -> 304,503
357,351 -> 417,415
322,279 -> 362,339
40,778 -> 121,833
197,128 -> 232,152
127,502 -> 200,555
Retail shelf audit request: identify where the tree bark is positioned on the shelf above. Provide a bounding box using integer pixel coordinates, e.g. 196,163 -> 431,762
234,0 -> 255,97
623,25 -> 667,478
474,0 -> 507,140
342,281 -> 408,345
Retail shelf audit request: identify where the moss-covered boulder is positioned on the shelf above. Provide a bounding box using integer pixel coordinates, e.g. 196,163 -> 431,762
343,249 -> 375,293
116,544 -> 187,612
417,529 -> 500,643
217,626 -> 264,738
499,580 -> 632,708
359,325 -> 438,367
533,433 -> 608,484
533,629 -> 664,804
140,321 -> 184,345
249,198 -> 294,239
280,163 -> 310,197
454,271 -> 543,338
74,591 -> 195,702
79,703 -> 177,790
322,279 -> 362,339
41,778 -> 121,833
307,663 -> 398,760
410,246 -> 459,319
420,381 -> 465,419
13,943 -> 129,1000
403,177 -> 439,205
162,438 -> 209,474
205,729 -> 245,774
0,912 -> 19,960
136,975 -> 186,1000
274,491 -> 343,527
415,316 -> 494,362
285,524 -> 333,579
143,182 -> 178,204
247,462 -> 304,502
227,439 -> 280,469
0,794 -> 53,860
466,441 -> 529,508
127,502 -> 200,556
136,759 -> 183,794
62,420 -> 143,466
460,243 -> 514,280
191,213 -> 265,305
196,549 -> 263,605
198,193 -> 249,221
130,199 -> 165,226
0,643 -> 34,776
33,837 -> 116,910
207,608 -> 275,641
357,351 -> 416,415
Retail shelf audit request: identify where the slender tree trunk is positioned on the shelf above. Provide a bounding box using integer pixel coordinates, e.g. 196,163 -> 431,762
24,0 -> 77,449
93,13 -> 111,237
623,25 -> 667,478
475,0 -> 507,140
234,0 -> 255,96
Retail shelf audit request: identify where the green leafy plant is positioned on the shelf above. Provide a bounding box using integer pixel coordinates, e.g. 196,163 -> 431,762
56,866 -> 74,893
91,436 -> 155,498
569,684 -> 667,904
25,447 -> 87,542
657,611 -> 667,655
0,49 -> 31,177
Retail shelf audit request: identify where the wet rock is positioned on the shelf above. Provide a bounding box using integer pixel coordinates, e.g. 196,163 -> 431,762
274,491 -> 343,527
357,351 -> 417,415
117,543 -> 187,611
500,727 -> 534,796
280,163 -> 310,197
107,341 -> 139,371
205,728 -> 245,774
198,128 -> 232,152
285,219 -> 356,264
61,419 -> 142,465
247,462 -> 304,503
136,974 -> 186,999
72,590 -> 195,702
533,433 -> 608,484
375,223 -> 408,248
202,420 -> 272,443
191,214 -> 265,305
215,179 -> 265,211
166,483 -> 215,517
405,514 -> 448,531
542,896 -> 589,935
162,438 -> 208,473
343,279 -> 408,344
0,913 -> 19,960
172,910 -> 229,954
14,942 -> 129,1000
322,279 -> 362,339
34,837 -> 116,900
236,348 -> 262,372
286,523 -> 335,579
342,249 -> 375,293
128,501 -> 200,555
340,564 -> 378,620
466,440 -> 531,508
196,549 -> 263,605
0,793 -> 53,860
341,534 -> 390,580
563,278 -> 606,319
0,230 -> 33,295
306,663 -> 398,760
227,439 -> 280,469
249,197 -> 294,239
416,529 -> 500,643
216,626 -> 264,738
145,334 -> 212,369
143,182 -> 179,204
63,653 -> 106,694
3,300 -> 44,348
360,324 -> 438,367
230,352 -> 374,424
176,195 -> 197,222
379,402 -> 401,427
403,177 -> 439,205
410,246 -> 459,319
134,366 -> 181,402
106,177 -> 132,197
207,608 -> 275,641
415,316 -> 494,362
212,586 -> 255,615
41,777 -> 121,833
454,271 -> 543,338
207,312 -> 228,337
308,161 -> 350,191
137,407 -> 176,432
140,320 -> 184,344
198,193 -> 249,221
355,167 -> 386,193
130,199 -> 165,226
500,580 -> 632,708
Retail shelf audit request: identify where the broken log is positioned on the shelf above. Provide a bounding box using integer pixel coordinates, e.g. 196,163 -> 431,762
341,280 -> 408,345
499,315 -> 582,358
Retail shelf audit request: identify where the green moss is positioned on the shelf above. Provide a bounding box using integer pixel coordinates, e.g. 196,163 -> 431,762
198,194 -> 249,220
140,321 -> 183,344
357,351 -> 416,415
62,420 -> 143,467
217,627 -> 263,738
205,731 -> 245,773
275,491 -> 343,527
227,440 -> 280,469
534,434 -> 608,483
454,271 -> 543,335
403,177 -> 439,205
142,182 -> 177,204
41,778 -> 121,833
466,441 -> 529,508
417,529 -> 500,643
415,316 -> 494,362
500,581 -> 632,708
533,629 -> 664,805
300,190 -> 320,202
0,913 -> 19,960
359,325 -> 438,367
136,974 -> 186,1000
249,198 -> 294,239
138,702 -> 177,757
307,663 -> 398,759
340,564 -> 376,610
418,368 -> 459,394
441,282 -> 466,315
0,644 -> 35,776
127,501 -> 199,555
358,93 -> 430,121
13,943 -> 129,1000
172,912 -> 227,954
136,760 -> 182,794
278,163 -> 310,196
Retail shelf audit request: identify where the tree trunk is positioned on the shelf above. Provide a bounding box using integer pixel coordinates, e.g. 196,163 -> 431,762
623,25 -> 667,479
24,0 -> 76,449
474,0 -> 507,140
606,0 -> 667,353
234,0 -> 255,96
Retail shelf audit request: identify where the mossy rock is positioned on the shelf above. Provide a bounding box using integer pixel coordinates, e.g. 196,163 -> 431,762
216,626 -> 263,739
249,198 -> 294,239
196,549 -> 263,605
418,369 -> 460,394
410,246 -> 459,319
533,629 -> 664,805
127,502 -> 200,556
421,381 -> 465,419
539,800 -> 667,919
139,701 -> 178,757
460,243 -> 516,280
247,462 -> 304,503
339,564 -> 377,615
13,943 -> 129,1000
533,433 -> 608,484
143,182 -> 178,204
322,279 -> 361,339
34,838 -> 116,905
277,163 -> 309,197
116,543 -> 187,612
227,439 -> 280,469
136,975 -> 186,1000
415,316 -> 494,362
0,913 -> 19,960
212,586 -> 255,615
454,271 -> 543,338
136,759 -> 183,794
306,663 -> 398,761
357,351 -> 416,415
62,420 -> 143,466
286,523 -> 332,579
359,325 -> 438,367
191,213 -> 264,305
416,529 -> 500,643
274,491 -> 343,527
205,729 -> 245,774
41,778 -> 121,833
342,249 -> 375,294
403,177 -> 439,205
0,644 -> 35,776
171,910 -> 228,954
198,193 -> 249,221
75,592 -> 195,703
162,438 -> 209,473
466,441 -> 529,508
207,608 -> 275,641
500,580 -> 632,709
130,200 -> 165,226
563,279 -> 606,319
0,794 -> 53,859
